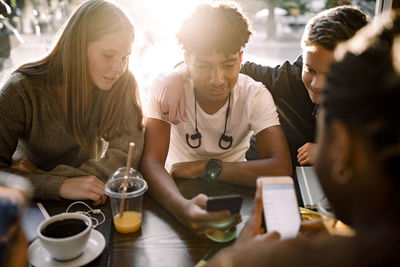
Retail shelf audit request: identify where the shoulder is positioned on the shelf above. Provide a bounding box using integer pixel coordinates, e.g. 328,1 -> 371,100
274,56 -> 303,81
237,74 -> 266,91
233,75 -> 276,117
264,56 -> 303,83
235,74 -> 272,99
2,72 -> 27,88
292,55 -> 303,80
146,73 -> 168,119
0,72 -> 52,104
149,73 -> 167,96
293,55 -> 303,67
0,72 -> 31,97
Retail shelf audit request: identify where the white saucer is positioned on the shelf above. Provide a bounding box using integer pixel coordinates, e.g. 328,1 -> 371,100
28,229 -> 105,267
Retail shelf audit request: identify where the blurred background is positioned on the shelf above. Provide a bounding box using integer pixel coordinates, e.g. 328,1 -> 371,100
0,0 -> 378,108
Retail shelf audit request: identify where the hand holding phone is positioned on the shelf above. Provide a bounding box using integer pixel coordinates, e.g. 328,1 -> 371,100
205,194 -> 243,241
258,176 -> 301,239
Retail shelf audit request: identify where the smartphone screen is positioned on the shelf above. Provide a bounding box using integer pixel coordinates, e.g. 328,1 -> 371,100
206,194 -> 243,214
260,176 -> 301,239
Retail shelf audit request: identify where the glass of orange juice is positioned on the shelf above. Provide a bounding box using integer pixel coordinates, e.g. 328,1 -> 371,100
105,169 -> 148,234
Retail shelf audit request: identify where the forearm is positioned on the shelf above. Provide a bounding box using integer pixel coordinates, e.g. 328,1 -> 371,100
140,118 -> 190,218
218,159 -> 292,188
0,165 -> 66,200
171,157 -> 291,188
241,61 -> 277,88
140,158 -> 189,214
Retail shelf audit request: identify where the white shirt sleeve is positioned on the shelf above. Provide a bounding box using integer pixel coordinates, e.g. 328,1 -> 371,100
146,74 -> 166,120
249,83 -> 280,135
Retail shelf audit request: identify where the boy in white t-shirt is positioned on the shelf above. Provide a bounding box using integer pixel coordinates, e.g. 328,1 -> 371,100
140,2 -> 291,235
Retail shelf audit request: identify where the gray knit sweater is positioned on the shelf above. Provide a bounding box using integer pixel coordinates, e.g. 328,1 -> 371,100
0,72 -> 144,200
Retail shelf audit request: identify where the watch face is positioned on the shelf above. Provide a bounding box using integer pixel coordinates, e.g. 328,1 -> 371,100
206,159 -> 222,178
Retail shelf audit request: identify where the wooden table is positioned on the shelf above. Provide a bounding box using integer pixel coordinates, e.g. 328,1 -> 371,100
41,178 -> 256,267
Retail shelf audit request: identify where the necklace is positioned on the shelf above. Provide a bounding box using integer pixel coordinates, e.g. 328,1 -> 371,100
185,93 -> 233,150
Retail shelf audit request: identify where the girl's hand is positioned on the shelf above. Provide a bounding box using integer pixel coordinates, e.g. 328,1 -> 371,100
60,176 -> 107,206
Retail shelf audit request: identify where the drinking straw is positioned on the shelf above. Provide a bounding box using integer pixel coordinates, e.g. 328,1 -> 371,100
119,142 -> 135,218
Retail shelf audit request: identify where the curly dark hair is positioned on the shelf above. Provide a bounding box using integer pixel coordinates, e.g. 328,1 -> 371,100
177,2 -> 251,54
323,10 -> 400,183
302,5 -> 368,51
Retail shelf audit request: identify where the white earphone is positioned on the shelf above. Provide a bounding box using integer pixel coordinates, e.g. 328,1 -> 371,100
65,201 -> 105,228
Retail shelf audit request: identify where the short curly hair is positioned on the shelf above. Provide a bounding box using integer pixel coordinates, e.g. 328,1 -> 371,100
302,5 -> 367,51
323,10 -> 400,183
177,2 -> 251,54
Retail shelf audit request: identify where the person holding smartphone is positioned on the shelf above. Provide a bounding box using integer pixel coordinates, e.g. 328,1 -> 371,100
157,6 -> 367,168
206,11 -> 400,266
141,2 -> 292,235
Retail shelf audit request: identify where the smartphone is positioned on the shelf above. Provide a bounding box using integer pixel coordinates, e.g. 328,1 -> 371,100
258,176 -> 301,239
206,194 -> 243,214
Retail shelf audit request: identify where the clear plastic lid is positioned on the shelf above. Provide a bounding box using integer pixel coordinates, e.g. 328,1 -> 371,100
105,168 -> 147,198
107,167 -> 144,182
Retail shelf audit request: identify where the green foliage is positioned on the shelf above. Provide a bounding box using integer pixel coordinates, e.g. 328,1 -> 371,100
325,0 -> 352,9
274,0 -> 310,15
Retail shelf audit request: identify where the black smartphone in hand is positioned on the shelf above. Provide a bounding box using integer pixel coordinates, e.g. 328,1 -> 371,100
206,194 -> 243,214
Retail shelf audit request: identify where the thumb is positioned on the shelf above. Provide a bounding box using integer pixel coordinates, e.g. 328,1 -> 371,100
259,231 -> 281,242
193,194 -> 208,208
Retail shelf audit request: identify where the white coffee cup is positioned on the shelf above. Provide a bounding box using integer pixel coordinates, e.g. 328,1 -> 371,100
37,213 -> 92,261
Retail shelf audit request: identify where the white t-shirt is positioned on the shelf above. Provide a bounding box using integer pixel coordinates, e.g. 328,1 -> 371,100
147,73 -> 280,171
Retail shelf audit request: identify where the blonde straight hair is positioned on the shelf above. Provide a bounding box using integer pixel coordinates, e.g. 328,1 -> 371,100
17,0 -> 143,147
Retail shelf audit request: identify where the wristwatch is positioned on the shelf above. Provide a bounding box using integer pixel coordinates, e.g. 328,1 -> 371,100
205,159 -> 222,180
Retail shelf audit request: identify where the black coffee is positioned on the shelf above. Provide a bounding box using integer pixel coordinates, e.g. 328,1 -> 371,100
41,219 -> 88,238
